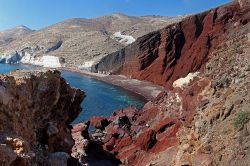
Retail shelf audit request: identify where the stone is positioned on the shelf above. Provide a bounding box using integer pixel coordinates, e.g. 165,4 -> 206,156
92,132 -> 104,138
46,122 -> 59,137
135,129 -> 157,151
90,116 -> 110,130
0,70 -> 85,164
117,116 -> 131,129
48,152 -> 70,166
72,121 -> 90,139
211,77 -> 231,89
199,99 -> 210,110
4,137 -> 29,155
0,144 -> 17,166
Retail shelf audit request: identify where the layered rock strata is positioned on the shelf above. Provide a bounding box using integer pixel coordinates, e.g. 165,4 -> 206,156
93,2 -> 250,89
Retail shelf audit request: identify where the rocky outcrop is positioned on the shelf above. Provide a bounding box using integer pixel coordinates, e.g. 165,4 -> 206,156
72,75 -> 208,165
93,2 -> 250,89
71,122 -> 121,165
174,23 -> 250,166
0,70 -> 85,165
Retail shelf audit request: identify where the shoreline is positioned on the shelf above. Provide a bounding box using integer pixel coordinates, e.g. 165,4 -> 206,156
61,67 -> 166,101
0,63 -> 165,101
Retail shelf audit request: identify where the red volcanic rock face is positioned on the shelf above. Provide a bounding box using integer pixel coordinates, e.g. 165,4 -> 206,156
90,116 -> 111,130
95,2 -> 249,89
79,73 -> 213,165
120,4 -> 236,88
134,129 -> 156,151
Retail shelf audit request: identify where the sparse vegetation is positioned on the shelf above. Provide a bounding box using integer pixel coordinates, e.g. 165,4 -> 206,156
233,111 -> 250,129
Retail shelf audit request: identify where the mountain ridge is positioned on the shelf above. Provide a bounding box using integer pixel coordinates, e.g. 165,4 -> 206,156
0,13 -> 187,68
0,25 -> 34,45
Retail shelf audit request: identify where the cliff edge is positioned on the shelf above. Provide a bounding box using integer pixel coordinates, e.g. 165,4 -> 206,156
0,70 -> 85,165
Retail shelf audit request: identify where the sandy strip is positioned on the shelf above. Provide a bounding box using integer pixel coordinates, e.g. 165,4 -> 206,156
61,67 -> 166,101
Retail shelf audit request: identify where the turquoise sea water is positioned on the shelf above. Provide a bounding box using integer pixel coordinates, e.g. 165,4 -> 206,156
0,64 -> 146,123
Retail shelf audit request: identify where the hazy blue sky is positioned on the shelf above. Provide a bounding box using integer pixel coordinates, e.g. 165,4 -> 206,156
0,0 -> 231,31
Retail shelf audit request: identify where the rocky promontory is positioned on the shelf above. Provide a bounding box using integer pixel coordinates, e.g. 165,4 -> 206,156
0,70 -> 85,165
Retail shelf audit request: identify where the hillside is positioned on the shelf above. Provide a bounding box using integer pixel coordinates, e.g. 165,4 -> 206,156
92,2 -> 250,89
0,25 -> 33,45
0,13 -> 186,68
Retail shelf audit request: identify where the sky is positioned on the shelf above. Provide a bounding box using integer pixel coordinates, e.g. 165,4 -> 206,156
0,0 -> 231,31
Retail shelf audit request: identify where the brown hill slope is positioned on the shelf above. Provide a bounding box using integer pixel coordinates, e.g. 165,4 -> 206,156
0,14 -> 186,68
0,25 -> 33,45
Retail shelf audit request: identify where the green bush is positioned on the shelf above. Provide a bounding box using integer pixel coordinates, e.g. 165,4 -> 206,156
233,111 -> 250,129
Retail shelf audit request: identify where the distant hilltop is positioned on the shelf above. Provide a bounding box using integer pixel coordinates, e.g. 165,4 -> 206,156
0,25 -> 33,44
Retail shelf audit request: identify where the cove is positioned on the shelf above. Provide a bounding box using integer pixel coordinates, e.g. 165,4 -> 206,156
0,63 -> 146,124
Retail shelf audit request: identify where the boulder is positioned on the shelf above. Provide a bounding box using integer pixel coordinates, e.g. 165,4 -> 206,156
48,152 -> 70,166
135,129 -> 157,151
90,116 -> 110,130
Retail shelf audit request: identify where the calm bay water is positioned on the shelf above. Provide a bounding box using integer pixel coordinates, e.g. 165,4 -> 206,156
0,64 -> 146,123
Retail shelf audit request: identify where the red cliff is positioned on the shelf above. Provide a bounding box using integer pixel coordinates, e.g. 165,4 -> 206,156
93,2 -> 250,89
